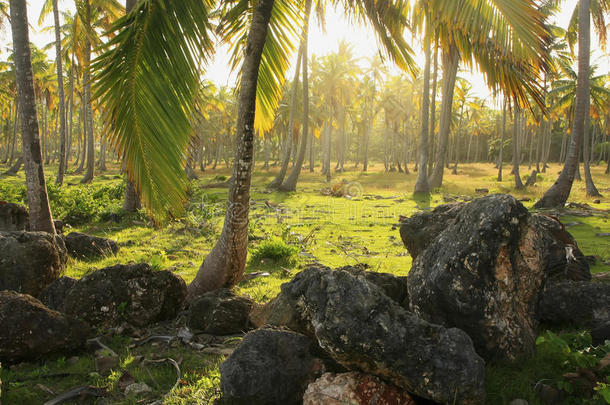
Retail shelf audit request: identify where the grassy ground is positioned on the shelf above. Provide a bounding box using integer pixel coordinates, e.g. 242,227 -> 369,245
1,160 -> 609,404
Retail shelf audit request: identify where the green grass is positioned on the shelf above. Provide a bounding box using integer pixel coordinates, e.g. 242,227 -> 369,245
1,160 -> 609,404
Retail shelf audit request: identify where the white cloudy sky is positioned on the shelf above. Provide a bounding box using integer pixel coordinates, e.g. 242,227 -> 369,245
0,0 -> 607,103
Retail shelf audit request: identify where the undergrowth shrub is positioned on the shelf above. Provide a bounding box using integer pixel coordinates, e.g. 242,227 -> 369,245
250,237 -> 299,263
47,182 -> 124,225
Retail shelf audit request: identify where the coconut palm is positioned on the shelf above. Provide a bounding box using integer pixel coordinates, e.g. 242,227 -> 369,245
93,0 -> 415,298
8,0 -> 56,233
535,0 -> 609,207
426,0 -> 551,189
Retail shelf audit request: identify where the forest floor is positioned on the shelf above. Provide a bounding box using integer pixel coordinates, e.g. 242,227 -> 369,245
0,161 -> 609,404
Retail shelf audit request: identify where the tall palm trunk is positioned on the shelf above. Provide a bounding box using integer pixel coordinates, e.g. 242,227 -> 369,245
280,0 -> 312,191
268,46 -> 302,188
81,39 -> 94,183
428,42 -> 438,174
583,104 -> 601,196
429,44 -> 459,188
497,98 -> 506,181
187,0 -> 275,298
53,0 -> 67,186
513,102 -> 524,189
9,0 -> 55,233
535,0 -> 590,208
81,0 -> 94,184
414,33 -> 431,194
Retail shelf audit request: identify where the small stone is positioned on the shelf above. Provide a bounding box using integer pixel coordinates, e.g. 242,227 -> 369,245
594,199 -> 601,204
124,382 -> 152,396
67,356 -> 79,365
509,400 -> 529,405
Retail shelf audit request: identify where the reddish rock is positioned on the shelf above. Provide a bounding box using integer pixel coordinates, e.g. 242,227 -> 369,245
303,372 -> 416,405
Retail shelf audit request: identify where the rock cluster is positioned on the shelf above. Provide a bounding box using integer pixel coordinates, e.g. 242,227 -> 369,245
219,194 -> 607,405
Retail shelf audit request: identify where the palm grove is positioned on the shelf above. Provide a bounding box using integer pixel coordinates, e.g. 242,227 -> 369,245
1,0 -> 609,297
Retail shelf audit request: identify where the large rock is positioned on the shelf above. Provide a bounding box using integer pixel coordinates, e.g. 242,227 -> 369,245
0,202 -> 29,231
407,194 -> 589,361
64,232 -> 119,259
0,231 -> 67,297
400,201 -> 590,282
188,289 -> 254,335
281,266 -> 486,405
399,202 -> 464,259
303,372 -> 416,405
251,266 -> 409,332
0,290 -> 89,363
63,263 -> 186,328
220,327 -> 337,405
41,276 -> 77,312
538,281 -> 610,327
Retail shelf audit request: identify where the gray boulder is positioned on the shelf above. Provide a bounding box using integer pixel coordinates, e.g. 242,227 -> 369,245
0,290 -> 89,363
400,201 -> 590,282
64,232 -> 119,259
220,327 -> 337,405
281,266 -> 486,405
399,202 -> 465,259
407,194 -> 589,362
41,276 -> 77,312
0,202 -> 29,231
188,289 -> 254,335
0,231 -> 67,297
538,281 -> 610,327
63,263 -> 186,328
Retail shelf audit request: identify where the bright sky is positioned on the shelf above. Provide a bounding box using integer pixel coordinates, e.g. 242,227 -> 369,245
1,0 -> 607,104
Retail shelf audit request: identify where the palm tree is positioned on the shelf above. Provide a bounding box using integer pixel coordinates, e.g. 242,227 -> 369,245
549,60 -> 608,196
427,0 -> 551,189
414,14 -> 431,194
535,0 -> 609,207
39,0 -> 68,185
9,0 -> 56,233
94,0 -> 415,298
279,0 -> 313,191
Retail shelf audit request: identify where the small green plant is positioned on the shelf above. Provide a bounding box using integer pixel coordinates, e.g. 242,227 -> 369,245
250,237 -> 299,263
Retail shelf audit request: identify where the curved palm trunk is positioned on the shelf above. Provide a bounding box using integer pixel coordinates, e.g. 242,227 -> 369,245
53,0 -> 67,186
279,0 -> 312,192
429,44 -> 459,189
188,0 -> 275,299
9,0 -> 55,233
414,34 -> 431,194
583,109 -> 601,196
268,46 -> 302,188
535,0 -> 590,208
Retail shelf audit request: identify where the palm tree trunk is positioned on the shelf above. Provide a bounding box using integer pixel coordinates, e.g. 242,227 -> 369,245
414,33 -> 431,194
188,0 -> 275,298
268,45 -> 303,188
429,44 -> 459,188
81,36 -> 94,183
497,98 -> 506,181
9,102 -> 18,164
513,102 -> 524,189
280,0 -> 312,191
428,42 -> 438,174
535,0 -> 590,208
583,103 -> 601,196
53,0 -> 67,186
325,119 -> 332,182
9,0 -> 55,233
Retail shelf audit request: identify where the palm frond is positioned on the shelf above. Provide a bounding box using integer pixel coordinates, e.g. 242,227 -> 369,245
92,0 -> 215,218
